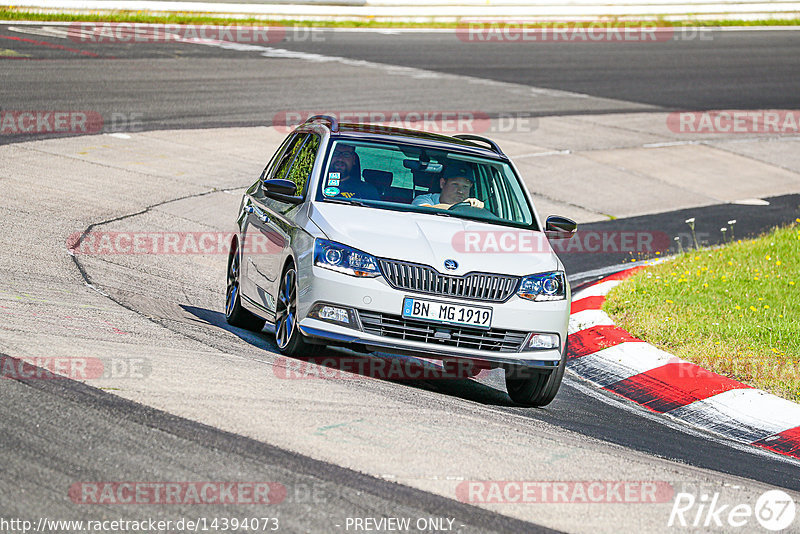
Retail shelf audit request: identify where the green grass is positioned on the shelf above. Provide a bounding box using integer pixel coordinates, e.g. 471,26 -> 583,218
603,221 -> 800,402
1,9 -> 800,28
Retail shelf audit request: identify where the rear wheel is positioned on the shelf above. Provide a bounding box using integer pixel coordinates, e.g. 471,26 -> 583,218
504,338 -> 567,407
225,243 -> 266,332
275,264 -> 322,357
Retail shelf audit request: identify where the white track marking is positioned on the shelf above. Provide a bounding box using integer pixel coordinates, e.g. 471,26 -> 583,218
572,279 -> 622,300
569,342 -> 684,387
5,20 -> 800,32
670,388 -> 800,439
568,309 -> 615,333
565,374 -> 800,466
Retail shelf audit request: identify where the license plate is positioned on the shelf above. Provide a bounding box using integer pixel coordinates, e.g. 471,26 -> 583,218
402,297 -> 492,329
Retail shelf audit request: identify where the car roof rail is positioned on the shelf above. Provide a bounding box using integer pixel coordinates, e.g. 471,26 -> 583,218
303,114 -> 339,132
452,134 -> 505,156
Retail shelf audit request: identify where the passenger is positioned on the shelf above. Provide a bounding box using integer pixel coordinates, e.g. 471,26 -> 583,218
412,163 -> 484,209
325,144 -> 379,201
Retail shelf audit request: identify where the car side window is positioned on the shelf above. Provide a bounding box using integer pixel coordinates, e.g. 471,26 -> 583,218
285,133 -> 321,196
260,134 -> 296,181
271,133 -> 307,182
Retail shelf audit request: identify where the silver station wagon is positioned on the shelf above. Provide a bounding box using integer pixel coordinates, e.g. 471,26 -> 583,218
226,116 -> 576,406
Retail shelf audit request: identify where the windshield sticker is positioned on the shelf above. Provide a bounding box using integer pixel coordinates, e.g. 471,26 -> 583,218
328,178 -> 340,186
323,186 -> 340,197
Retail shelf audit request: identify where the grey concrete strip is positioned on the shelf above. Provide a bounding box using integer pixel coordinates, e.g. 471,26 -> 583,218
0,356 -> 552,534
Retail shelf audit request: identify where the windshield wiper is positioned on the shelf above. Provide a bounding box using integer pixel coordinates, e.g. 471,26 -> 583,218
322,198 -> 371,208
430,210 -> 456,218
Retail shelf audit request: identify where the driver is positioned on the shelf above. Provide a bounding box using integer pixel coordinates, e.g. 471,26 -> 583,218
412,163 -> 484,209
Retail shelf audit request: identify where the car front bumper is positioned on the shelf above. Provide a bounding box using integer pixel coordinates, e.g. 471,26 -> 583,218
296,266 -> 569,368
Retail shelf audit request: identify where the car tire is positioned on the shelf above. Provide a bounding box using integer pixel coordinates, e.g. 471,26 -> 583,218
504,338 -> 568,407
225,243 -> 266,332
275,263 -> 322,357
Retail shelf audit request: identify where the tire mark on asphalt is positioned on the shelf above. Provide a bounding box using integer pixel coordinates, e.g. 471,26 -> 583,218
0,34 -> 111,58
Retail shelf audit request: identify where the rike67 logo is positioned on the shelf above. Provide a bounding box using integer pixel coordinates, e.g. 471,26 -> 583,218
669,489 -> 796,531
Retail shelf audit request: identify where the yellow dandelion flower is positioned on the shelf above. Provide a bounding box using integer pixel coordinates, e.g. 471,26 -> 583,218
727,261 -> 733,266
764,305 -> 770,309
734,305 -> 741,310
749,306 -> 757,311
758,297 -> 763,301
666,299 -> 674,304
776,260 -> 782,266
766,255 -> 771,260
703,283 -> 708,288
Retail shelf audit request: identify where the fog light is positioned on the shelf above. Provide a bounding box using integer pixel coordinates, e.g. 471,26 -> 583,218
525,333 -> 559,350
308,302 -> 358,328
319,305 -> 350,324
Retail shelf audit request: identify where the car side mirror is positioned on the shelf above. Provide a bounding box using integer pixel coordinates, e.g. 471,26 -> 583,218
545,215 -> 577,240
262,178 -> 303,205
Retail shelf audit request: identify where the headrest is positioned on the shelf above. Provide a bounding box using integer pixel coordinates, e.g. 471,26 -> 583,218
362,169 -> 393,188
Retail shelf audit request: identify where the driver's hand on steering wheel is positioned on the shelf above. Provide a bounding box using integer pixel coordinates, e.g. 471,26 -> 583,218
465,198 -> 484,209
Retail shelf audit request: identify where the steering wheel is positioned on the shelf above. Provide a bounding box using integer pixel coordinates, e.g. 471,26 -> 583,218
447,201 -> 502,220
447,201 -> 473,211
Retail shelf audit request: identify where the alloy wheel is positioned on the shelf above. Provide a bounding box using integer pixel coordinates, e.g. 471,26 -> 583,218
275,268 -> 297,349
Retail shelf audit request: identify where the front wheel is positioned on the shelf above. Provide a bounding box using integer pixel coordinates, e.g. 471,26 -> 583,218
274,264 -> 322,357
504,338 -> 567,407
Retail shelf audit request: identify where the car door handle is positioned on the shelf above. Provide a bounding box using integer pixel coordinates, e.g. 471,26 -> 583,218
245,205 -> 270,224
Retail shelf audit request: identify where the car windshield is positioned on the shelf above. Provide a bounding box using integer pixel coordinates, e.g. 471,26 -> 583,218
316,139 -> 537,229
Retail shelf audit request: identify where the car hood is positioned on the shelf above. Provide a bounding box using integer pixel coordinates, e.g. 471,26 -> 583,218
309,202 -> 560,277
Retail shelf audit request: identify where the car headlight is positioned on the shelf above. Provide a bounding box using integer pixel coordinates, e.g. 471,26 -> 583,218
517,271 -> 566,301
314,239 -> 381,278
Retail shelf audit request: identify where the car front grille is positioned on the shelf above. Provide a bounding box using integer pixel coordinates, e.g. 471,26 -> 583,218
378,259 -> 519,303
358,310 -> 527,352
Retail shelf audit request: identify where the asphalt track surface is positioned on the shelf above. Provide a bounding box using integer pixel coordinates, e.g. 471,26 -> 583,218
2,22 -> 800,532
1,25 -> 800,143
